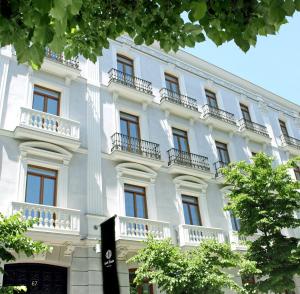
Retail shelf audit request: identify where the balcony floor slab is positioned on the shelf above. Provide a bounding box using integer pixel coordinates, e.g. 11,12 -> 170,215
167,163 -> 213,180
160,100 -> 200,120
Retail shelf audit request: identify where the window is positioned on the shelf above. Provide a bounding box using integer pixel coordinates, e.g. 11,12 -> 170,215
165,73 -> 180,94
230,211 -> 240,231
182,195 -> 202,226
172,128 -> 189,152
294,167 -> 300,181
251,152 -> 257,157
120,112 -> 140,139
25,165 -> 57,206
33,85 -> 60,115
129,269 -> 153,294
205,89 -> 218,108
216,141 -> 230,164
117,54 -> 134,76
240,104 -> 251,121
241,274 -> 256,286
125,184 -> 147,219
279,120 -> 289,136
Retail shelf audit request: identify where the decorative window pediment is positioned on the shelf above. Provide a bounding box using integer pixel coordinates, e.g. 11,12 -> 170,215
173,175 -> 208,194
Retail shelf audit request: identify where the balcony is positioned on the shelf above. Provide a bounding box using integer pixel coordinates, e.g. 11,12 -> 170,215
281,134 -> 300,155
167,148 -> 212,179
108,68 -> 153,105
201,105 -> 238,133
11,202 -> 80,236
178,224 -> 227,247
14,107 -> 80,151
110,132 -> 163,169
213,161 -> 229,182
41,48 -> 80,80
229,231 -> 261,251
238,119 -> 271,144
159,88 -> 199,119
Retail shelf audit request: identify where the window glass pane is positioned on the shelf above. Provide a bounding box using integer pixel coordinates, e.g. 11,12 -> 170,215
125,64 -> 133,76
142,284 -> 152,293
32,94 -> 44,112
43,178 -> 56,206
182,195 -> 197,204
27,166 -> 56,177
25,175 -> 41,204
117,62 -> 124,73
120,112 -> 138,122
173,135 -> 180,150
125,192 -> 135,217
190,205 -> 201,225
47,98 -> 59,115
129,123 -> 139,138
125,184 -> 145,194
136,195 -> 146,218
183,203 -> 191,225
34,86 -> 60,98
179,137 -> 189,152
120,119 -> 128,136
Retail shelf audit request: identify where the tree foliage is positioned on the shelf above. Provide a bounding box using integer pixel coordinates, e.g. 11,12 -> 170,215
0,0 -> 299,68
222,153 -> 300,293
127,236 -> 258,294
0,213 -> 48,293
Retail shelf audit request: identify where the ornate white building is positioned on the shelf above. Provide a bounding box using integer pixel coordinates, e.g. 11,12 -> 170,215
0,36 -> 300,293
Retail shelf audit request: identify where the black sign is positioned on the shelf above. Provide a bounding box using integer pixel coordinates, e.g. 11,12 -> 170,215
101,215 -> 120,294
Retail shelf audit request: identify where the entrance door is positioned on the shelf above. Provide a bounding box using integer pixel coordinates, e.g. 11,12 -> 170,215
2,263 -> 67,294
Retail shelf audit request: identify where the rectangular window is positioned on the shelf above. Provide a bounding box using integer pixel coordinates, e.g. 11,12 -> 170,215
125,184 -> 147,219
117,54 -> 134,76
129,269 -> 153,294
120,112 -> 140,139
216,141 -> 230,164
25,165 -> 57,206
241,274 -> 256,286
279,120 -> 289,136
172,128 -> 189,152
33,85 -> 60,116
230,211 -> 240,231
240,104 -> 251,121
182,195 -> 202,226
205,90 -> 218,108
165,73 -> 180,94
294,167 -> 300,181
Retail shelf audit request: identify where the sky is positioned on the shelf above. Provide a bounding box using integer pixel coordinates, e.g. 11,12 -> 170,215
183,13 -> 300,106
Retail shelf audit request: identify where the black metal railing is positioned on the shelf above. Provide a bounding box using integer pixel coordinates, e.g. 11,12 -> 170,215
281,134 -> 300,149
160,88 -> 198,111
202,104 -> 236,125
45,48 -> 79,69
108,68 -> 153,95
239,119 -> 269,138
213,161 -> 229,177
111,133 -> 161,160
167,148 -> 210,171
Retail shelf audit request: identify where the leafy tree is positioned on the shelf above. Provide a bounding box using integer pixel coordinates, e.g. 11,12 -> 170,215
222,153 -> 300,293
127,236 -> 258,294
0,213 -> 48,293
0,0 -> 300,68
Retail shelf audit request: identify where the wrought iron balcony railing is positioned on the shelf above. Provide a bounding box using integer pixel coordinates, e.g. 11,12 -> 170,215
202,104 -> 236,125
108,68 -> 153,95
45,48 -> 79,69
111,132 -> 161,160
239,119 -> 269,138
167,148 -> 210,171
160,88 -> 198,111
281,134 -> 300,149
213,160 -> 229,177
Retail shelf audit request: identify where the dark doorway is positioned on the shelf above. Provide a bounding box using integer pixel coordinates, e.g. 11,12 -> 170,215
2,263 -> 67,294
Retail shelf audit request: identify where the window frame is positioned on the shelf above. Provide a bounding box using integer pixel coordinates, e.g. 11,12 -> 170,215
205,89 -> 218,108
33,85 -> 61,116
279,119 -> 289,136
124,184 -> 148,219
25,165 -> 58,206
120,112 -> 140,139
182,195 -> 202,226
240,103 -> 252,121
294,166 -> 300,181
165,73 -> 180,94
117,54 -> 134,76
215,141 -> 230,164
172,127 -> 190,152
129,268 -> 154,294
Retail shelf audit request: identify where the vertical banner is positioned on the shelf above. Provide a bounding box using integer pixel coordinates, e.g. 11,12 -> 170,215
101,215 -> 120,294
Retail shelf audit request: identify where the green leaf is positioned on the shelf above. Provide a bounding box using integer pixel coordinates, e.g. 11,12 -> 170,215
295,0 -> 300,10
191,0 -> 207,20
134,35 -> 144,45
50,0 -> 68,20
69,0 -> 83,15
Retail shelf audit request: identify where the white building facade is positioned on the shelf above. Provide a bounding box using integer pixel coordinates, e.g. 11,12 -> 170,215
0,36 -> 300,294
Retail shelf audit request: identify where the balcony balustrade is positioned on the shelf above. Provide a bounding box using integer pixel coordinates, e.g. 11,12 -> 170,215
229,231 -> 261,251
202,104 -> 236,125
111,132 -> 161,160
15,107 -> 80,150
238,119 -> 270,139
281,134 -> 300,151
108,68 -> 152,95
115,216 -> 171,241
45,48 -> 79,69
11,202 -> 80,235
167,148 -> 210,172
178,224 -> 226,247
213,161 -> 229,178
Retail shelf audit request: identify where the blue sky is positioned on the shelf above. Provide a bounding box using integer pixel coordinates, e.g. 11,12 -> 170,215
183,13 -> 300,106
